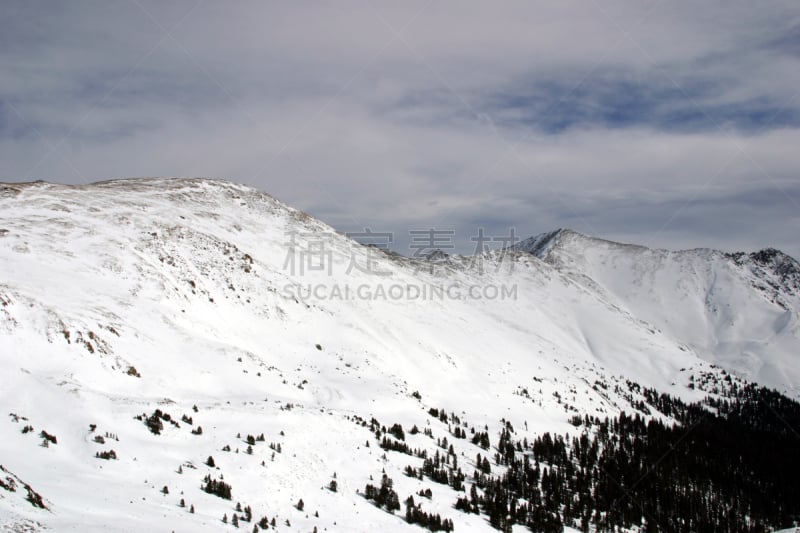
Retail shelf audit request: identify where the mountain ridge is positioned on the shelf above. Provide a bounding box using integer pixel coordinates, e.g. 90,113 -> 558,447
1,177 -> 799,532
513,226 -> 799,267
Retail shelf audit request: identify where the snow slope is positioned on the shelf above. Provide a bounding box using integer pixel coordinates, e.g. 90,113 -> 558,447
515,229 -> 800,397
0,179 -> 794,531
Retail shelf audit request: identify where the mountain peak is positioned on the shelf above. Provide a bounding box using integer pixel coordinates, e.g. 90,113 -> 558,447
510,228 -> 576,257
509,228 -> 639,259
727,247 -> 800,295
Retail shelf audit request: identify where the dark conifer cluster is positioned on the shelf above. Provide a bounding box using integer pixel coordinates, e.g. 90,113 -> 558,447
380,436 -> 428,457
39,430 -> 57,446
363,474 -> 401,513
405,450 -> 466,491
95,449 -> 117,460
405,496 -> 455,531
388,423 -> 406,441
202,474 -> 232,500
446,383 -> 800,532
135,409 -> 180,435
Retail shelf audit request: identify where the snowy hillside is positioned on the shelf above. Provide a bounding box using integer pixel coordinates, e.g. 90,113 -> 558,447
0,179 -> 798,532
514,229 -> 800,397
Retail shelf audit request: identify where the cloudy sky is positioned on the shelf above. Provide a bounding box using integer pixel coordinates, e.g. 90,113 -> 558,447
2,1 -> 799,257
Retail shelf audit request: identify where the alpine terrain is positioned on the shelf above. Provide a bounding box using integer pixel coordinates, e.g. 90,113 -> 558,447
1,178 -> 799,532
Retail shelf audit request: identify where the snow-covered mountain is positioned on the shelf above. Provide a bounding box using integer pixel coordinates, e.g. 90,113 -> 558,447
513,229 -> 800,396
0,179 -> 798,532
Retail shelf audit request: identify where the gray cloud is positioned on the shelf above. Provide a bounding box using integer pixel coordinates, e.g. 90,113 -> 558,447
1,1 -> 799,258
